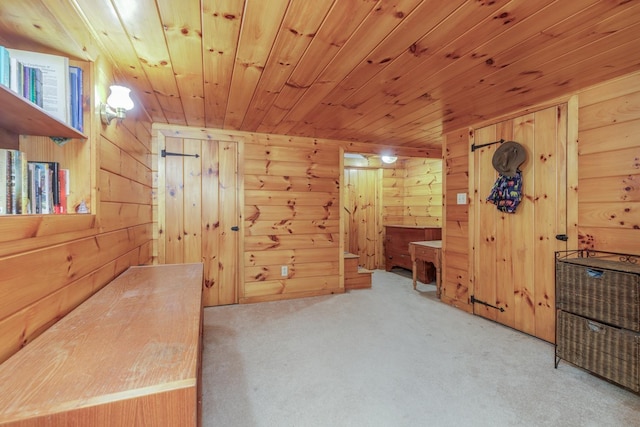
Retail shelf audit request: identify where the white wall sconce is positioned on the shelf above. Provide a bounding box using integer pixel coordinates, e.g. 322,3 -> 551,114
101,85 -> 134,125
381,155 -> 398,164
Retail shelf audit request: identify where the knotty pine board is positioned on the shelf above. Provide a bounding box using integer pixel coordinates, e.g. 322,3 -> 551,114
575,70 -> 640,255
245,247 -> 337,266
245,261 -> 340,282
224,0 -> 289,129
99,202 -> 152,233
241,0 -> 336,130
244,175 -> 339,192
244,275 -> 341,300
245,219 -> 340,236
578,176 -> 639,204
158,0 -> 205,126
182,138 -> 204,264
245,205 -> 339,221
217,140 -> 239,305
270,0 -> 425,136
99,169 -> 151,205
257,0 -> 380,133
441,128 -> 472,312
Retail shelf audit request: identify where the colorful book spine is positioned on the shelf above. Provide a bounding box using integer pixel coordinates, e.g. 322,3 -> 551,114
22,65 -> 31,99
0,46 -> 10,87
34,67 -> 43,108
26,161 -> 66,214
29,163 -> 42,214
11,151 -> 26,214
58,169 -> 69,214
19,152 -> 28,214
9,57 -> 23,95
0,149 -> 8,215
36,162 -> 50,214
7,151 -> 15,214
46,162 -> 60,212
69,66 -> 83,132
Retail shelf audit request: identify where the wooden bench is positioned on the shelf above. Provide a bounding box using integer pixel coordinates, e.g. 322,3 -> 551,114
0,263 -> 204,426
344,252 -> 373,290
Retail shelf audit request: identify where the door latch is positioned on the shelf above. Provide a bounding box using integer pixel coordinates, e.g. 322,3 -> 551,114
231,226 -> 239,231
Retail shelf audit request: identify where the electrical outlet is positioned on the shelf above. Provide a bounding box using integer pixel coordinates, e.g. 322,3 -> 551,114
281,266 -> 288,276
456,193 -> 467,205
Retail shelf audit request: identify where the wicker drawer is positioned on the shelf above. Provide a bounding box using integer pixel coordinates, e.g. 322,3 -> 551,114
556,258 -> 640,331
556,310 -> 639,392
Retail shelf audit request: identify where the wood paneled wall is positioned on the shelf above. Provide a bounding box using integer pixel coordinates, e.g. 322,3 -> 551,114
402,158 -> 442,227
382,158 -> 443,227
576,71 -> 640,254
153,127 -> 438,303
0,55 -> 153,364
152,127 -> 347,303
382,162 -> 405,226
242,133 -> 343,302
442,130 -> 472,312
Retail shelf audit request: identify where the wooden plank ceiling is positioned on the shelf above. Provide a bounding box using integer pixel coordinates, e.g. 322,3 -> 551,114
0,0 -> 639,150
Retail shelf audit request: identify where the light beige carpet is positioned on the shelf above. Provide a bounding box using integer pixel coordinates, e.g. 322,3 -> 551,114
201,269 -> 639,427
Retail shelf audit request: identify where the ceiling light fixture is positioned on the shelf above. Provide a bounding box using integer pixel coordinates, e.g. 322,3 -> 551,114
101,85 -> 134,125
381,155 -> 398,164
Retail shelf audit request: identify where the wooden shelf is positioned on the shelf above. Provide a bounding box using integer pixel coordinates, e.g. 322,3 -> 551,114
0,84 -> 86,139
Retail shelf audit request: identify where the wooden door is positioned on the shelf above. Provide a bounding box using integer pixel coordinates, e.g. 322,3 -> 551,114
473,104 -> 568,342
343,168 -> 382,270
160,136 -> 240,306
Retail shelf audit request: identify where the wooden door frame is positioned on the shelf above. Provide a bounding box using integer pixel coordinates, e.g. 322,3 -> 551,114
152,124 -> 245,301
467,96 -> 579,321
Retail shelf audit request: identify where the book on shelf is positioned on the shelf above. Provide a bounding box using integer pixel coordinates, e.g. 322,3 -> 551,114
2,46 -> 84,133
0,150 -> 7,214
23,66 -> 44,108
7,48 -> 70,124
0,46 -> 10,88
0,149 -> 28,215
47,161 -> 60,210
10,57 -> 23,95
68,66 -> 83,133
58,168 -> 69,214
0,151 -> 68,215
16,151 -> 28,214
26,161 -> 67,215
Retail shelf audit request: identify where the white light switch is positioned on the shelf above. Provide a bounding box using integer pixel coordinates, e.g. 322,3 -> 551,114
456,193 -> 467,205
281,266 -> 288,276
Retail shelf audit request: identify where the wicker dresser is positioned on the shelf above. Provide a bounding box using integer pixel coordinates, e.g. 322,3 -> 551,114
555,250 -> 640,393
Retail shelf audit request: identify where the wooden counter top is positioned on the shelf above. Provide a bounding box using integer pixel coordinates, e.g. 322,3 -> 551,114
0,263 -> 203,426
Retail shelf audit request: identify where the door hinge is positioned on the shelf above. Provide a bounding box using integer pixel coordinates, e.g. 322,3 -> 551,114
231,226 -> 239,231
470,295 -> 505,312
471,138 -> 505,152
161,149 -> 199,158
